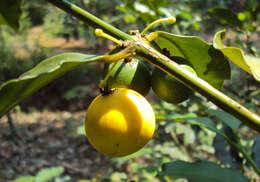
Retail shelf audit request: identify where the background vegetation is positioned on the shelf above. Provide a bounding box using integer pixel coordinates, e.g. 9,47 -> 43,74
0,0 -> 259,181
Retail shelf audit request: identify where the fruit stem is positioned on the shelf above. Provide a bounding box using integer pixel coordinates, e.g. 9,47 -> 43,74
146,32 -> 159,42
141,17 -> 176,35
99,62 -> 117,92
95,29 -> 123,46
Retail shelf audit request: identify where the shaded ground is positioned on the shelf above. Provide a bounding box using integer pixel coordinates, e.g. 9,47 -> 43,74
0,111 -> 111,182
1,110 -> 259,182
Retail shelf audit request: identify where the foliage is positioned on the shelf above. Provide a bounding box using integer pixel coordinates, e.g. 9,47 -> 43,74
115,0 -> 203,34
0,53 -> 102,118
158,160 -> 249,182
1,0 -> 259,110
0,0 -> 23,31
0,0 -> 260,182
0,0 -> 103,111
155,31 -> 231,89
0,26 -> 48,83
213,30 -> 260,81
10,166 -> 65,182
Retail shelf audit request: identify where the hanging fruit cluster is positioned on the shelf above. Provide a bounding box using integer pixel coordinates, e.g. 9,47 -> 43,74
84,17 -> 198,157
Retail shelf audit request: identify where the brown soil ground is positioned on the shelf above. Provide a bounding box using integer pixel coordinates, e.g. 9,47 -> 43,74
0,111 -> 111,182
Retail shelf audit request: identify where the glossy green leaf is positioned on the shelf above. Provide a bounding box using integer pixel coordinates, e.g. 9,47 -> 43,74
0,53 -> 103,118
206,109 -> 241,132
213,29 -> 260,82
35,166 -> 64,182
10,176 -> 35,182
155,31 -> 230,89
0,0 -> 23,31
158,160 -> 249,182
208,7 -> 243,28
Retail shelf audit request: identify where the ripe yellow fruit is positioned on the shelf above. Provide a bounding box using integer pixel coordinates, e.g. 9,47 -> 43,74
85,88 -> 155,157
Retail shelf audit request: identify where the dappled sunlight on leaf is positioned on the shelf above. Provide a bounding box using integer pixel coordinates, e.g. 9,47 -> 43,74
213,29 -> 260,82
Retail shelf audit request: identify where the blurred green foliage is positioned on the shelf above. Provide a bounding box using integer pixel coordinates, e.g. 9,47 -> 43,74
10,166 -> 65,182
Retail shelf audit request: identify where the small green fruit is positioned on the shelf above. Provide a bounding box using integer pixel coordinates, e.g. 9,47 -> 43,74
151,65 -> 197,104
104,59 -> 151,96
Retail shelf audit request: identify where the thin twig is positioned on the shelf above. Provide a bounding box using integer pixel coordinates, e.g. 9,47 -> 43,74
6,112 -> 23,144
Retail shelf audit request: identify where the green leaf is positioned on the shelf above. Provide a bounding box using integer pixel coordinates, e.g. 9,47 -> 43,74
178,117 -> 258,177
53,175 -> 71,182
124,14 -> 136,23
10,176 -> 35,182
77,124 -> 86,136
0,0 -> 24,31
206,109 -> 241,132
0,53 -> 103,118
213,126 -> 242,169
158,160 -> 249,182
181,117 -> 234,147
208,7 -> 243,28
183,117 -> 216,130
182,117 -> 234,145
159,112 -> 197,122
213,29 -> 260,82
35,166 -> 64,182
110,172 -> 127,181
252,136 -> 260,168
155,31 -> 230,89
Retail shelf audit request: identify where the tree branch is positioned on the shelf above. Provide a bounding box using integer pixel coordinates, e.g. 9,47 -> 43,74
129,36 -> 260,132
47,0 -> 133,41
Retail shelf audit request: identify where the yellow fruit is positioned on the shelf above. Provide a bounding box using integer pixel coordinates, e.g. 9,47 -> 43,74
85,88 -> 155,157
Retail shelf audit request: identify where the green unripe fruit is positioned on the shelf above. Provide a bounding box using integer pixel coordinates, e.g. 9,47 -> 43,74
104,59 -> 151,96
151,65 -> 197,104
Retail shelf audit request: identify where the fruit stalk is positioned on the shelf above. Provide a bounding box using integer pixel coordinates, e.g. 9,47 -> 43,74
99,62 -> 117,92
